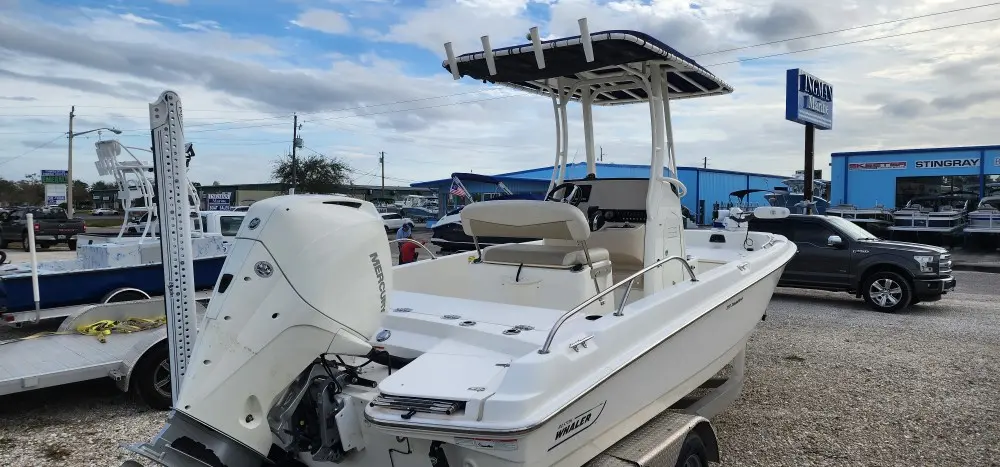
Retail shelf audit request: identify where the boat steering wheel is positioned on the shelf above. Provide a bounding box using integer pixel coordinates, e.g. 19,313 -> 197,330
546,182 -> 581,205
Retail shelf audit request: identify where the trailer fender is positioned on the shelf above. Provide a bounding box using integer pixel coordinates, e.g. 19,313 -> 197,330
102,287 -> 151,304
109,299 -> 208,393
110,329 -> 168,393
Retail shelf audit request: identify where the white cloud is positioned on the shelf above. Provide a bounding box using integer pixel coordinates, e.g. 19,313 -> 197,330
119,13 -> 160,26
0,0 -> 998,189
290,9 -> 351,35
157,0 -> 190,5
179,20 -> 221,31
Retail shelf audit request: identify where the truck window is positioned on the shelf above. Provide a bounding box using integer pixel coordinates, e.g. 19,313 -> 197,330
29,208 -> 69,220
795,222 -> 837,247
219,216 -> 244,236
748,219 -> 790,238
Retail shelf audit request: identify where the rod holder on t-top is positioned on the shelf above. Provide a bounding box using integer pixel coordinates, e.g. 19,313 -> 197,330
444,17 -> 597,80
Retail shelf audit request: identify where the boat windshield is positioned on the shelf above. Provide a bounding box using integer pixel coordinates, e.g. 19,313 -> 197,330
981,198 -> 1000,210
824,216 -> 879,241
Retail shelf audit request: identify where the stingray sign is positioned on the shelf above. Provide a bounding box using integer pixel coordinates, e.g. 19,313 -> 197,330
785,69 -> 833,130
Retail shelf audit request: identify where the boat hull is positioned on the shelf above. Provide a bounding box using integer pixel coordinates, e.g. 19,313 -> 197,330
366,255 -> 790,466
0,255 -> 225,313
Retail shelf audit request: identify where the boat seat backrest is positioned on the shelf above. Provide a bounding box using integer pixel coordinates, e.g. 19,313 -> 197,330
462,200 -> 611,271
461,199 -> 591,241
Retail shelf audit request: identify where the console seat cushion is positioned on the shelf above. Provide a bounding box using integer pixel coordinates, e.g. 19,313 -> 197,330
481,244 -> 610,267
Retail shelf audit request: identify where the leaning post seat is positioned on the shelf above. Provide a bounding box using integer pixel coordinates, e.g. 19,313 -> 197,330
460,199 -> 610,267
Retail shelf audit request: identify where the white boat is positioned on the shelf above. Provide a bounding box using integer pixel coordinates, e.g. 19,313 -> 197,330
889,191 -> 978,233
964,194 -> 1000,237
763,176 -> 831,214
125,23 -> 797,467
825,203 -> 894,233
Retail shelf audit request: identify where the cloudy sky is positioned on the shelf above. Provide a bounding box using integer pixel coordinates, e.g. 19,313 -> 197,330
0,0 -> 998,189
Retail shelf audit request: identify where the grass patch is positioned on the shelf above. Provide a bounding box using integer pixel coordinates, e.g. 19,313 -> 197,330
41,443 -> 72,461
85,219 -> 122,228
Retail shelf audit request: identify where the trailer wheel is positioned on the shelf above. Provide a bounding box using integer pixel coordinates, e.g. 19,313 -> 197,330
68,239 -> 77,250
21,232 -> 30,252
132,343 -> 172,411
674,431 -> 709,467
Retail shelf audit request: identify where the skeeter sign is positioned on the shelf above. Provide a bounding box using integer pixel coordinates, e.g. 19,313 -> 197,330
848,161 -> 906,171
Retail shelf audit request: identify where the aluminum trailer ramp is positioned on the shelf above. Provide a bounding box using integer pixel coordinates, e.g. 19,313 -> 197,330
0,331 -> 149,396
0,296 -> 207,398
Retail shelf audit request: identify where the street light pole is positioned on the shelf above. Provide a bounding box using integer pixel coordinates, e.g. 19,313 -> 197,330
66,106 -> 75,217
63,110 -> 122,218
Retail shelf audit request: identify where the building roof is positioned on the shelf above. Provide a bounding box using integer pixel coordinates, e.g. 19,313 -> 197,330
411,162 -> 787,187
831,144 -> 1000,158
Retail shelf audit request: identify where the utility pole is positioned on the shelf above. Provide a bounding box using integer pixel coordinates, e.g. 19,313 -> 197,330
66,106 -> 75,217
379,151 -> 385,199
703,156 -> 707,168
290,113 -> 299,195
599,146 -> 604,162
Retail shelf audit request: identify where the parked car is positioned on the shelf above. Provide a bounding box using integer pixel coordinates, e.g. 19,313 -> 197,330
381,212 -> 413,233
747,214 -> 956,312
0,206 -> 86,251
92,207 -> 120,216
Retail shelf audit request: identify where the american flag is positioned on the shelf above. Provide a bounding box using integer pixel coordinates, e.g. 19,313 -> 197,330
449,178 -> 466,197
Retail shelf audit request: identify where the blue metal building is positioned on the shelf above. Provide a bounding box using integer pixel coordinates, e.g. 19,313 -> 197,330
412,163 -> 789,224
830,145 -> 1000,208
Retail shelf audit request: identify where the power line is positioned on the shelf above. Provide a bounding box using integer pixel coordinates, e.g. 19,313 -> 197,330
302,146 -> 417,183
704,16 -> 1000,66
692,1 -> 1000,57
0,133 -> 65,167
160,94 -> 520,136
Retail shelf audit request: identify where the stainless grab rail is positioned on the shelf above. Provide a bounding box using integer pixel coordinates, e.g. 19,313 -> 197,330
537,255 -> 697,354
387,238 -> 439,260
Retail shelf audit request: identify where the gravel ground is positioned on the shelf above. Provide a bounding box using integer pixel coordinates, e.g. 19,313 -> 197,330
1,262 -> 997,466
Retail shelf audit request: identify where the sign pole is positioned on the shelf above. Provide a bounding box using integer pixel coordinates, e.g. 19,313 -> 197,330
785,68 -> 832,216
803,122 -> 815,215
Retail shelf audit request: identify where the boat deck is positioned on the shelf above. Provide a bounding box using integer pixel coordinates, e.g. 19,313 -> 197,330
0,330 -> 153,396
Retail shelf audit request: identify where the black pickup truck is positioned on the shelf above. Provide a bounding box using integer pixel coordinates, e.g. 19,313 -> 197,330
748,214 -> 956,312
0,206 -> 86,251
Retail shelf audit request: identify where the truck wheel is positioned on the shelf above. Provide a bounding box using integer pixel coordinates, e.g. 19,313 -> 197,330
20,233 -> 30,252
68,239 -> 77,250
862,271 -> 912,313
674,431 -> 708,467
132,343 -> 172,411
0,235 -> 7,249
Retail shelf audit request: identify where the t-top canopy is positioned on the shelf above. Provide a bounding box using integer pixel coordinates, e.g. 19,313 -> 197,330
442,29 -> 733,105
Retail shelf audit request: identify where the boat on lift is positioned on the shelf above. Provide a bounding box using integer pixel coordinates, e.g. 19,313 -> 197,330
889,190 -> 978,234
825,203 -> 894,234
964,190 -> 1000,247
430,172 -> 542,252
764,177 -> 831,214
124,22 -> 797,467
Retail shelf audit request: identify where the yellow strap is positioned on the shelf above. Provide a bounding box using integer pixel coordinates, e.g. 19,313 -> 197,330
0,317 -> 169,346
